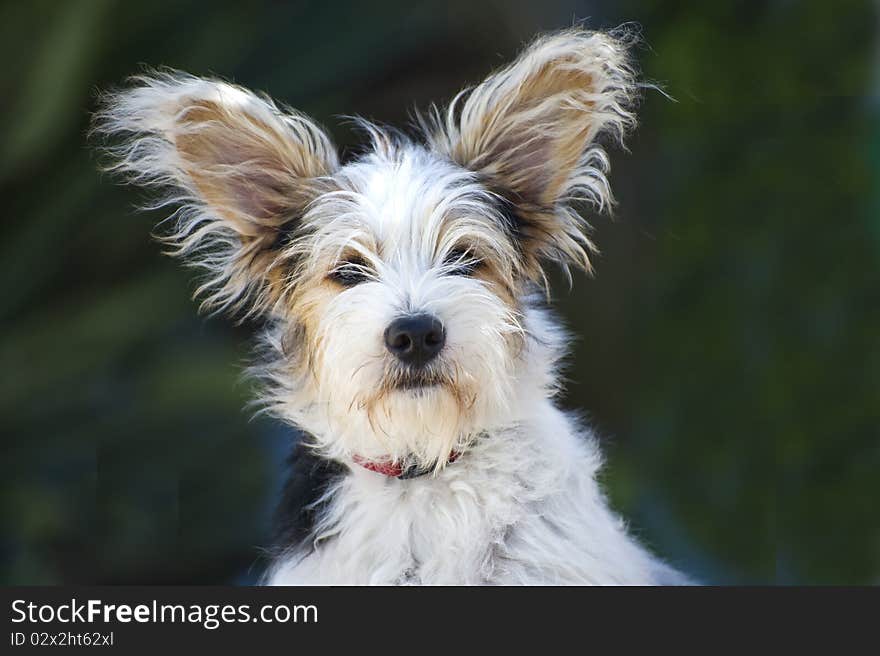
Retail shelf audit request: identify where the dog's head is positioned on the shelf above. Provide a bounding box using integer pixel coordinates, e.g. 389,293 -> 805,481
94,29 -> 638,470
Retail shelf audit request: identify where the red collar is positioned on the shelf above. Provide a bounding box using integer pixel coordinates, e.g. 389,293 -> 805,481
353,451 -> 461,479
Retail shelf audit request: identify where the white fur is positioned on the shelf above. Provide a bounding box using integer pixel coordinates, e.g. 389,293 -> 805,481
263,147 -> 524,468
95,28 -> 689,585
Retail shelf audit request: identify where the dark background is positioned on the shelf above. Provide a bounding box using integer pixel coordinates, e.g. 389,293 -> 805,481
2,0 -> 878,585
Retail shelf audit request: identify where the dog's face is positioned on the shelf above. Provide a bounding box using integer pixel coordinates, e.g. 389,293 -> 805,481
95,29 -> 637,469
279,144 -> 539,467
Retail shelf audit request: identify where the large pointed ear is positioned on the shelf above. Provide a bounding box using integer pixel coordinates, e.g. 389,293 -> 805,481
93,70 -> 338,315
426,28 -> 638,279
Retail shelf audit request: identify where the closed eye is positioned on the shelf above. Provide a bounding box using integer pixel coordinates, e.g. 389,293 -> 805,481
442,247 -> 483,276
328,256 -> 373,287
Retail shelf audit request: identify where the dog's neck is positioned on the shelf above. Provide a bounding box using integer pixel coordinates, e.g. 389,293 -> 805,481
352,450 -> 462,479
267,393 -> 681,585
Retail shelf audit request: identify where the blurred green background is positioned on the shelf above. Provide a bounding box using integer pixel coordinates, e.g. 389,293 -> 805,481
1,0 -> 878,584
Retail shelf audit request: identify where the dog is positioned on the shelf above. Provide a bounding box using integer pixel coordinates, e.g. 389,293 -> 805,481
94,27 -> 688,584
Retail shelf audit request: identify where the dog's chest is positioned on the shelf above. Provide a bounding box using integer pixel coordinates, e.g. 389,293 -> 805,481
327,460 -> 535,584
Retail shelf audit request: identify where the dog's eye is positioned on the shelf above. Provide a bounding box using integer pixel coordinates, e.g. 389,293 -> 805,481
328,257 -> 372,287
443,248 -> 482,276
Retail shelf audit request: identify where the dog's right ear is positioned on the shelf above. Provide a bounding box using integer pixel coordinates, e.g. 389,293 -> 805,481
93,70 -> 338,316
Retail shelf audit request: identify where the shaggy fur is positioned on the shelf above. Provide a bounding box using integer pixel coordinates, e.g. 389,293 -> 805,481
94,27 -> 688,584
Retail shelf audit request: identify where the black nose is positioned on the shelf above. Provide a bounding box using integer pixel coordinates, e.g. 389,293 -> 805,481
384,314 -> 446,366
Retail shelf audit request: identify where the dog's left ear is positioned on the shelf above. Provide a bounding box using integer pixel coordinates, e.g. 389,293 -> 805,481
427,29 -> 638,278
94,71 -> 338,315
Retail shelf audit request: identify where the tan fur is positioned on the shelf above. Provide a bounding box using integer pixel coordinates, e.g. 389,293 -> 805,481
93,72 -> 339,315
424,28 -> 638,280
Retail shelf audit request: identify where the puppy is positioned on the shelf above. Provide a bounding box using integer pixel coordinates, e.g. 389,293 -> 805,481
95,27 -> 687,584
